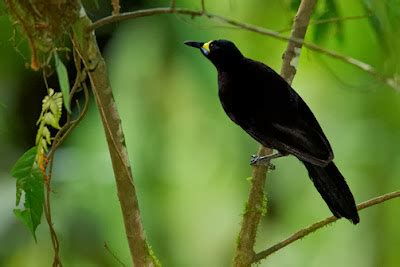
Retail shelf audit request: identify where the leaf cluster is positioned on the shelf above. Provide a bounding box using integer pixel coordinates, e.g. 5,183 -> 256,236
36,88 -> 63,154
11,147 -> 44,241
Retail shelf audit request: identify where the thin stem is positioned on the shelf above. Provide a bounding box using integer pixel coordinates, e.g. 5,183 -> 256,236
87,7 -> 399,91
44,157 -> 62,267
104,242 -> 127,267
253,190 -> 400,263
170,0 -> 176,9
43,48 -> 91,266
277,14 -> 371,33
201,0 -> 205,13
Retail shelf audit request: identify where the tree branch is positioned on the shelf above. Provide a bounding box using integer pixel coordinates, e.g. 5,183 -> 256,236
234,1 -> 317,266
88,7 -> 399,92
72,7 -> 158,267
280,0 -> 317,84
111,0 -> 120,16
234,146 -> 271,266
253,190 -> 400,263
104,242 -> 127,267
277,14 -> 371,33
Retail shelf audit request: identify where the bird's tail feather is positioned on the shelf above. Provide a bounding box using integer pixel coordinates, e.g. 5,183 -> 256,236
303,161 -> 360,224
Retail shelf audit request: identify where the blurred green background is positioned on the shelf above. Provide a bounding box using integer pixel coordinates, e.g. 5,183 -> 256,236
1,0 -> 399,266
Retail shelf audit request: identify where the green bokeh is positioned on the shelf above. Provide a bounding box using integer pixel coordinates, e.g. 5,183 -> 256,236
1,0 -> 399,266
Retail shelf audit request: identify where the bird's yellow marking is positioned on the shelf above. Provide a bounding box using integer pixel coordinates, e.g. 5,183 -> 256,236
202,40 -> 213,52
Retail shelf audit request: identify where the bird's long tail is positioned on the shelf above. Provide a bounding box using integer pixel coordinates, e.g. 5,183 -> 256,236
303,161 -> 360,224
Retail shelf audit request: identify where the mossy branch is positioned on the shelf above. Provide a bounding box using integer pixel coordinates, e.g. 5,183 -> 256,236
253,190 -> 400,263
234,146 -> 271,267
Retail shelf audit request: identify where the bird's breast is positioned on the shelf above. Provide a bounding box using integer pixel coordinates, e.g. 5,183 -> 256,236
217,71 -> 257,126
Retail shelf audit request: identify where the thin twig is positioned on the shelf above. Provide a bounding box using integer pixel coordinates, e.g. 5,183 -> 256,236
87,7 -> 399,91
201,0 -> 205,13
43,48 -> 91,267
47,54 -> 90,160
170,0 -> 176,9
104,242 -> 127,267
45,83 -> 89,266
277,14 -> 371,33
44,158 -> 62,267
253,190 -> 400,263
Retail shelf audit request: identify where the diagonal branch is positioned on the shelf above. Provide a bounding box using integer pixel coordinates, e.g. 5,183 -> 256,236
277,14 -> 371,33
72,7 -> 159,267
280,0 -> 317,84
253,190 -> 400,263
88,7 -> 399,92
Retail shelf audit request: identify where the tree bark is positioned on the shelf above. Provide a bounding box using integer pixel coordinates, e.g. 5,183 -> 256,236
73,8 -> 158,267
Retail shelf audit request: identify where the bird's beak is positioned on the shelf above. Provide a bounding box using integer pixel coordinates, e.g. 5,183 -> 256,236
184,41 -> 204,48
184,40 -> 210,56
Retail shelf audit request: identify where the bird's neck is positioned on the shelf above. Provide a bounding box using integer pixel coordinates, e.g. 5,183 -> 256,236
210,53 -> 244,72
214,60 -> 243,73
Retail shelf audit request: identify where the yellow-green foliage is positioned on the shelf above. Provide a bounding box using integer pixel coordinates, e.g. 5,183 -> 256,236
35,89 -> 63,155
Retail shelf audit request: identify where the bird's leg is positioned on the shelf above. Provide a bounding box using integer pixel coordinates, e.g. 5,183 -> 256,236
250,151 -> 286,169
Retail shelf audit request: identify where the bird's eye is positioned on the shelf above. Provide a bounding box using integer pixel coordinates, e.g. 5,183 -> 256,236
210,42 -> 215,50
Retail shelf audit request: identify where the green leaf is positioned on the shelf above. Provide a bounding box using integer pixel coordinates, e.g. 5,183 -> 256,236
72,20 -> 85,53
35,121 -> 45,145
11,147 -> 38,178
11,147 -> 44,241
49,96 -> 62,120
54,52 -> 71,114
44,112 -> 61,129
42,126 -> 51,144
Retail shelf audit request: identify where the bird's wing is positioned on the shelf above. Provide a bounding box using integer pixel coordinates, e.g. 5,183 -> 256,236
246,115 -> 333,166
243,60 -> 334,166
270,119 -> 333,166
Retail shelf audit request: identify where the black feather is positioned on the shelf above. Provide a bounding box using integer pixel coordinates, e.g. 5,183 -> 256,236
303,161 -> 359,224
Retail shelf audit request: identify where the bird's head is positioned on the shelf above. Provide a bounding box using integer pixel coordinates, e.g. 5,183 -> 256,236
184,39 -> 243,70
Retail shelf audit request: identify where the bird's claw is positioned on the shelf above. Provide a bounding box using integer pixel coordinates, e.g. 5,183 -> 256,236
250,155 -> 276,170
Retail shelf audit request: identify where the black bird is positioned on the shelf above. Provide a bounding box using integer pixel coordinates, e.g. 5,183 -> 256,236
184,39 -> 359,224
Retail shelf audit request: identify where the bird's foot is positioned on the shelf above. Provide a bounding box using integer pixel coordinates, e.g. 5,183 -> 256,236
250,151 -> 285,169
250,155 -> 276,169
